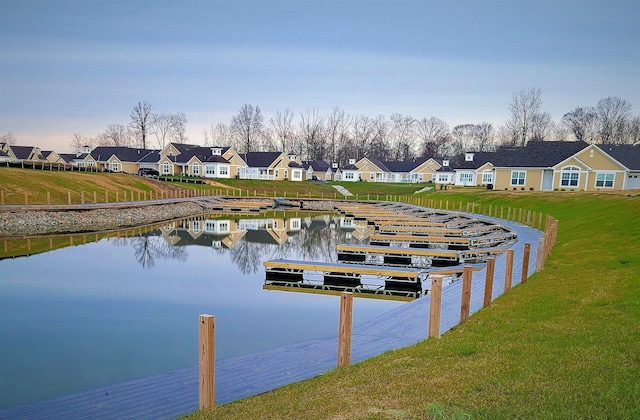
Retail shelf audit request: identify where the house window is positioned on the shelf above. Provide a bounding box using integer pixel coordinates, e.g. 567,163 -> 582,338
275,169 -> 279,178
560,166 -> 580,187
205,165 -> 216,176
437,174 -> 449,182
345,172 -> 354,180
595,172 -> 614,188
192,221 -> 200,233
163,162 -> 171,174
511,171 -> 526,186
219,166 -> 229,176
370,173 -> 374,180
482,171 -> 493,184
110,161 -> 120,172
290,219 -> 300,230
218,221 -> 229,233
459,173 -> 474,184
192,163 -> 200,176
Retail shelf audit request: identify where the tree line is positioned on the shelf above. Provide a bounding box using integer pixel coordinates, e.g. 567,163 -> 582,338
4,88 -> 639,166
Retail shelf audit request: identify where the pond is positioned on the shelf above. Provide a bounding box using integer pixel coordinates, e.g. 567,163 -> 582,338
0,212 -> 403,410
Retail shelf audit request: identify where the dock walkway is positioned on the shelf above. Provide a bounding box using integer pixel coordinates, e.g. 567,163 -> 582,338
0,215 -> 543,420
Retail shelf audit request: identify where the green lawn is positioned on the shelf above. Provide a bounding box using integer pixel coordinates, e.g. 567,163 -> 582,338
184,191 -> 640,419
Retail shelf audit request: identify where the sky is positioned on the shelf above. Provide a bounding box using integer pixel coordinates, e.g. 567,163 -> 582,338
1,0 -> 639,152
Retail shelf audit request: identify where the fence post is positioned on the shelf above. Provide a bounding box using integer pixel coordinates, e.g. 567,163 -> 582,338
504,249 -> 514,293
483,257 -> 496,307
536,234 -> 547,271
68,191 -> 72,205
337,292 -> 353,368
1,191 -> 4,205
93,191 -> 97,204
24,192 -> 28,205
199,314 -> 215,410
429,275 -> 443,338
105,191 -> 109,203
47,191 -> 51,205
521,243 -> 531,284
81,191 -> 85,204
460,266 -> 473,323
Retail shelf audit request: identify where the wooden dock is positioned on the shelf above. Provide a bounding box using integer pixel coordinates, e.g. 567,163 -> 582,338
336,243 -> 461,267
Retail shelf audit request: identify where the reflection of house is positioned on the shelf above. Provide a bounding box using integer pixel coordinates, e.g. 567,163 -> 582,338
161,218 -> 247,249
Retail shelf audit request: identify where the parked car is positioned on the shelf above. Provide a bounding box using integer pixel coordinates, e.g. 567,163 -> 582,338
138,168 -> 159,177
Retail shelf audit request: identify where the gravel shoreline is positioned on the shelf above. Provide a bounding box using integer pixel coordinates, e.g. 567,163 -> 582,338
0,199 -> 346,237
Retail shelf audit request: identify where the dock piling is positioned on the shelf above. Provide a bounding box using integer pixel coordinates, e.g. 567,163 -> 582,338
337,292 -> 353,368
428,275 -> 443,338
199,314 -> 215,410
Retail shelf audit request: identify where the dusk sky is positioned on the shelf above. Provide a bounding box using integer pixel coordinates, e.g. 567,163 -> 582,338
2,0 -> 639,152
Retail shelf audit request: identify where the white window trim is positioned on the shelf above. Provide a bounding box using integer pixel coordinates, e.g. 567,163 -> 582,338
510,170 -> 526,186
595,172 -> 615,188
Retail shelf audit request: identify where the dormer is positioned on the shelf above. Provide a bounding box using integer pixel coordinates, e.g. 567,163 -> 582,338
348,158 -> 356,165
211,147 -> 222,156
464,153 -> 474,162
332,162 -> 338,169
442,159 -> 450,167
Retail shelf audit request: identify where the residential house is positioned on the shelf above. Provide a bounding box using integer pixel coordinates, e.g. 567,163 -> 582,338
58,145 -> 93,167
4,145 -> 45,163
454,152 -> 496,187
492,141 -> 640,191
158,143 -> 246,178
434,159 -> 456,185
341,159 -> 359,182
302,160 -> 332,181
238,152 -> 303,181
355,157 -> 441,183
87,146 -> 160,173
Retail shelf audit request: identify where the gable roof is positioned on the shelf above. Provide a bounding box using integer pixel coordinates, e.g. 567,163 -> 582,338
492,141 -> 588,168
169,146 -> 230,164
240,152 -> 283,168
366,157 -> 430,173
9,145 -> 40,160
455,152 -> 497,170
90,146 -> 159,163
596,144 -> 640,170
302,160 -> 331,172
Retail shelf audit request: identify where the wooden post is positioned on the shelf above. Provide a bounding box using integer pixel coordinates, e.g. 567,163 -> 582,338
93,191 -> 97,204
460,266 -> 473,323
138,191 -> 141,201
47,191 -> 51,205
483,257 -> 496,307
81,191 -> 85,204
199,314 -> 215,410
105,191 -> 108,203
536,234 -> 547,271
521,243 -> 531,284
68,191 -> 72,205
337,292 -> 353,368
1,190 -> 4,205
504,249 -> 514,293
116,191 -> 119,202
24,192 -> 28,205
428,275 -> 443,338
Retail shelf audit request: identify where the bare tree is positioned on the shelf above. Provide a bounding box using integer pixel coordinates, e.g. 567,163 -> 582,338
96,124 -> 133,147
152,112 -> 187,148
270,109 -> 295,153
389,113 -> 416,160
530,111 -> 554,142
416,117 -> 450,157
369,115 -> 390,160
230,104 -> 264,153
130,101 -> 154,149
596,96 -> 633,144
474,122 -> 496,151
69,132 -> 93,152
325,107 -> 351,163
299,108 -> 325,160
350,115 -> 375,161
451,124 -> 479,156
562,106 -> 598,142
0,131 -> 17,145
506,87 -> 545,146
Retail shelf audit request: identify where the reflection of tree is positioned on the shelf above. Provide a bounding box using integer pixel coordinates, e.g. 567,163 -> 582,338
229,239 -> 268,275
130,236 -> 188,269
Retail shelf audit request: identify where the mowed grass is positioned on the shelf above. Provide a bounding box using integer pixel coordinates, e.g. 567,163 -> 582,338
3,169 -> 639,418
185,191 -> 640,419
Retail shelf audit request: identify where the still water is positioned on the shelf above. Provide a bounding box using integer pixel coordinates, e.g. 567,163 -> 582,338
0,213 -> 402,409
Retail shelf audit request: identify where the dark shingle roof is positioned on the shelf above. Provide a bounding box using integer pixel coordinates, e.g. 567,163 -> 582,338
9,145 -> 36,160
455,152 -> 497,170
302,160 -> 331,171
492,141 -> 588,168
240,152 -> 282,168
367,157 -> 430,172
90,146 -> 159,163
597,144 -> 640,170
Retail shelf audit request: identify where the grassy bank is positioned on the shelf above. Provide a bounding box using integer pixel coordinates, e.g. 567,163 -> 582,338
185,191 -> 640,419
